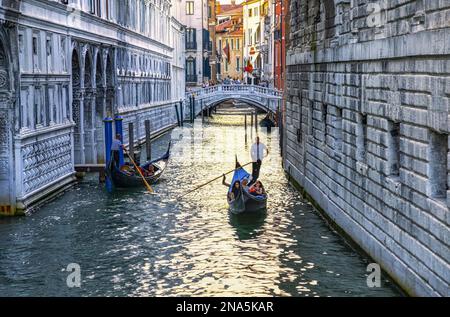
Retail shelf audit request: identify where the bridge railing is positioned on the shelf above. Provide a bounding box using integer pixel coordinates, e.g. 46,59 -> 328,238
186,84 -> 283,99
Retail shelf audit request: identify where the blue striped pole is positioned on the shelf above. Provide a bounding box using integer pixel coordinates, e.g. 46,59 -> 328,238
114,115 -> 124,167
104,116 -> 113,192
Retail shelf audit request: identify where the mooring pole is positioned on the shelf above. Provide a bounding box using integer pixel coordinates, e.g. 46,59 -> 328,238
128,122 -> 135,162
245,114 -> 248,144
191,95 -> 195,123
104,116 -> 113,192
114,115 -> 124,166
201,100 -> 204,122
255,111 -> 258,132
250,111 -> 254,130
145,119 -> 151,161
180,100 -> 184,127
175,103 -> 181,126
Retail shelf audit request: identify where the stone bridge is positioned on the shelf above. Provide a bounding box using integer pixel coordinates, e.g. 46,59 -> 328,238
184,85 -> 283,118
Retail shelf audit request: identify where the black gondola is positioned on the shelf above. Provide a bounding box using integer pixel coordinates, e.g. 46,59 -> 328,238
259,114 -> 276,128
227,161 -> 267,214
107,142 -> 171,188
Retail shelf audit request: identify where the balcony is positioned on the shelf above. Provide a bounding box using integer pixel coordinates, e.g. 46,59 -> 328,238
186,42 -> 198,50
186,74 -> 198,83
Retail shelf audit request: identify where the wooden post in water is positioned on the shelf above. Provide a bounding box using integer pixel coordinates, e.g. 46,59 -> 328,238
128,122 -> 135,162
244,114 -> 248,144
190,96 -> 194,123
250,111 -> 253,129
180,101 -> 184,127
175,103 -> 181,126
201,100 -> 204,122
255,111 -> 258,132
145,120 -> 151,161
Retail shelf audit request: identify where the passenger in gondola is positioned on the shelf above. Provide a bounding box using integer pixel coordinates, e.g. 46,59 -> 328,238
241,178 -> 250,191
223,175 -> 241,200
249,181 -> 265,196
111,134 -> 124,168
120,164 -> 134,176
146,165 -> 155,177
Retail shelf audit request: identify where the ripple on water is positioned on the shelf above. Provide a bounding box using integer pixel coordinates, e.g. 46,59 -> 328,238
0,116 -> 402,297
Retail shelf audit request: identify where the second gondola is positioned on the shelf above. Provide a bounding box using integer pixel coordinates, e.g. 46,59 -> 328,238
107,142 -> 171,188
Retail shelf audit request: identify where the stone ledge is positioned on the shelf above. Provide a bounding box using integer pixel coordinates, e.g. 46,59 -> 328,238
15,172 -> 77,215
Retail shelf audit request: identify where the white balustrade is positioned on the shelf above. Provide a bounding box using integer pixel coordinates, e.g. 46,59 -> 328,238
185,84 -> 282,99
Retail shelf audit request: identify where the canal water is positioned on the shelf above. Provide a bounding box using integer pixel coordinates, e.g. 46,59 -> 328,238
0,114 -> 402,297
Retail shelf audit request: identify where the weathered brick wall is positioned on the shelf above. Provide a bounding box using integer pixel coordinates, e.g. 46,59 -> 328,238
284,0 -> 450,296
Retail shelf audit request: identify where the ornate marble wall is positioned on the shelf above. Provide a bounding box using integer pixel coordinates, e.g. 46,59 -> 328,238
0,23 -> 14,215
0,0 -> 184,215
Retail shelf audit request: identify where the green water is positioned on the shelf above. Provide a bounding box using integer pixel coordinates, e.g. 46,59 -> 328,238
0,115 -> 402,296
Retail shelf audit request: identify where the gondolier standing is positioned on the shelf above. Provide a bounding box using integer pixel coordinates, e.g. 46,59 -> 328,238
250,136 -> 268,184
111,134 -> 123,168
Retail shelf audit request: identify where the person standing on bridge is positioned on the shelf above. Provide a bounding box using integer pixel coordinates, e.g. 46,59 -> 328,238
250,136 -> 269,185
111,134 -> 123,168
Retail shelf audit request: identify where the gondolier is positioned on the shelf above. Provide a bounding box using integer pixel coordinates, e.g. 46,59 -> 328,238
250,136 -> 268,184
111,134 -> 123,168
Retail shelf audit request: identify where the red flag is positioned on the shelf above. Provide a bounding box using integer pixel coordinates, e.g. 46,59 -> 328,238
244,59 -> 253,73
223,42 -> 230,62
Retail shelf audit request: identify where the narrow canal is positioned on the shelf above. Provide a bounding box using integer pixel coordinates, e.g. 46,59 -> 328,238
0,114 -> 402,297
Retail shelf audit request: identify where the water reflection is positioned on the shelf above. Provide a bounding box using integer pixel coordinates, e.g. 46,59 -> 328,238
0,115 -> 402,297
229,210 -> 267,241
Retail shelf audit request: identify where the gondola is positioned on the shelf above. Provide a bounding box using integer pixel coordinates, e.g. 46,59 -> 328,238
259,114 -> 276,128
227,161 -> 267,214
107,142 -> 171,188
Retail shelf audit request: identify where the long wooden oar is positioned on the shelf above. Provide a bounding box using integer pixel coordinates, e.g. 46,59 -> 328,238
123,148 -> 154,194
178,161 -> 253,199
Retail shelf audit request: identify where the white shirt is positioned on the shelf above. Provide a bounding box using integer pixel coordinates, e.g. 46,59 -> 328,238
251,142 -> 267,162
111,139 -> 122,151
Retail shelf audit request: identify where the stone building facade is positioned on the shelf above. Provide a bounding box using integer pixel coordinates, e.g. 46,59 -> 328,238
179,0 -> 210,87
0,0 -> 184,216
171,0 -> 187,102
284,0 -> 450,296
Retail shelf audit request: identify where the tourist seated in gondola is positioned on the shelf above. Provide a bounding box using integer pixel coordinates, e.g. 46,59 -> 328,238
223,175 -> 241,201
249,181 -> 265,196
120,164 -> 134,176
137,164 -> 155,177
146,165 -> 155,176
241,178 -> 250,191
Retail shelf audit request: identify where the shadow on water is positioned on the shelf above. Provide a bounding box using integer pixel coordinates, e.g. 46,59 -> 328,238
228,209 -> 267,241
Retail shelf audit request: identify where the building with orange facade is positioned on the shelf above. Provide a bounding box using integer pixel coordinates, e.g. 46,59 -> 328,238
242,0 -> 270,85
215,1 -> 244,81
273,0 -> 286,90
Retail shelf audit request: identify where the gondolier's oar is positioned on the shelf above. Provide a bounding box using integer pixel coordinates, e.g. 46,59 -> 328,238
178,161 -> 253,199
123,148 -> 154,194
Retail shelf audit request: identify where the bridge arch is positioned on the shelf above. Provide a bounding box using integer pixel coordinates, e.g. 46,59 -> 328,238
203,97 -> 274,114
187,85 -> 283,118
